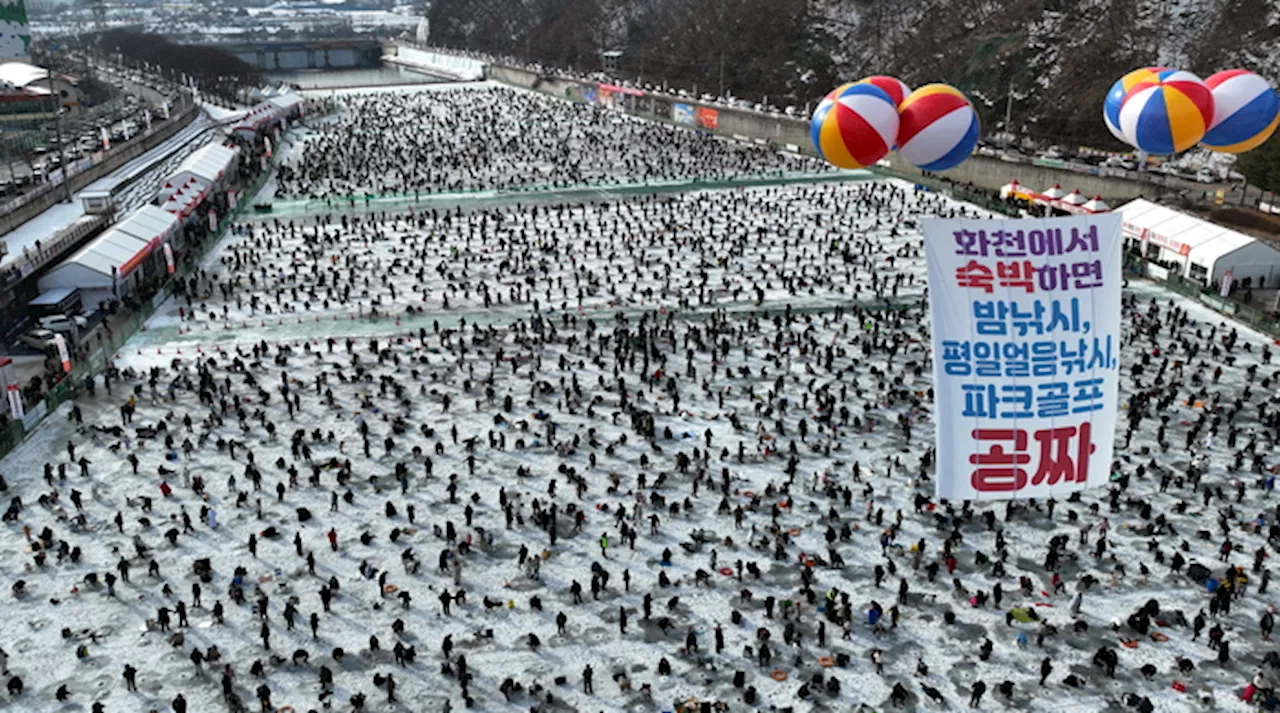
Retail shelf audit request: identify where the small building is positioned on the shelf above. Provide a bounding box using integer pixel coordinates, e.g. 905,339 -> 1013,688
0,62 -> 82,110
1118,199 -> 1280,288
39,206 -> 181,306
79,175 -> 127,216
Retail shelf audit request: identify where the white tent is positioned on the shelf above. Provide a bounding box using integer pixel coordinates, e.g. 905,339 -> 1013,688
266,92 -> 305,119
1061,189 -> 1087,208
39,206 -> 180,299
1117,198 -> 1280,286
1035,184 -> 1066,206
1082,196 -> 1110,214
1000,180 -> 1036,201
165,143 -> 239,191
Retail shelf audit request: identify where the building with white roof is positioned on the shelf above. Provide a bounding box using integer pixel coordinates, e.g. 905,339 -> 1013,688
1118,199 -> 1280,288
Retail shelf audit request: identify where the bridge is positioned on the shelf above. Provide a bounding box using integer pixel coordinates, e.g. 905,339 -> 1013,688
209,39 -> 386,71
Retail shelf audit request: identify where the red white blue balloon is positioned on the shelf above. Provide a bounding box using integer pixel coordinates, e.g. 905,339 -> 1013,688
810,83 -> 900,170
1118,70 -> 1214,155
1200,69 -> 1280,154
896,84 -> 980,172
1103,67 -> 1168,145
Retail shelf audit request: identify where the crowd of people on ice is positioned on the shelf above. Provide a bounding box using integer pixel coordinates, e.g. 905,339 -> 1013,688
5,88 -> 1280,713
272,86 -> 824,200
170,181 -> 932,330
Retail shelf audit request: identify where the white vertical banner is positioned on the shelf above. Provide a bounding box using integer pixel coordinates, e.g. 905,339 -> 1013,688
6,384 -> 23,420
208,210 -> 218,233
228,190 -> 238,210
264,135 -> 273,157
144,109 -> 153,129
54,334 -> 72,373
100,126 -> 110,151
163,243 -> 176,274
925,213 -> 1123,501
1221,269 -> 1234,298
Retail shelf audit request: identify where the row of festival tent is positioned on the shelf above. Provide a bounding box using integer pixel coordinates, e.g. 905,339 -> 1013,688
1000,180 -> 1111,216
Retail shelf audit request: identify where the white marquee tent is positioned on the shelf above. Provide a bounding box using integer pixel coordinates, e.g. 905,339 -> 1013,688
164,143 -> 240,194
1118,199 -> 1280,287
39,206 -> 180,302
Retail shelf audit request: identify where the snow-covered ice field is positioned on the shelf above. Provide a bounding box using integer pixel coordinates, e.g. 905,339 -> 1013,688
3,87 -> 1280,713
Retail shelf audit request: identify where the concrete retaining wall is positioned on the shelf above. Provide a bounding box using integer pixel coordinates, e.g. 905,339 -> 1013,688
387,47 -> 486,81
879,153 -> 1156,202
0,105 -> 200,238
481,61 -> 1167,203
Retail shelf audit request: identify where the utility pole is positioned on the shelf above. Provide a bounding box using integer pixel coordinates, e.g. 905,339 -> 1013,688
1003,80 -> 1013,151
46,66 -> 72,204
718,52 -> 725,98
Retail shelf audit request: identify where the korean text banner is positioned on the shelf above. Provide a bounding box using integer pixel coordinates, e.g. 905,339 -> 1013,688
924,213 -> 1122,501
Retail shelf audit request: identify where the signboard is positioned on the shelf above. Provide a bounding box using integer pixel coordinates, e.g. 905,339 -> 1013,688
925,214 -> 1123,501
651,98 -> 671,120
695,107 -> 720,130
1221,269 -> 1234,297
1124,222 -> 1190,256
672,103 -> 695,126
163,243 -> 175,275
208,209 -> 218,233
599,83 -> 644,97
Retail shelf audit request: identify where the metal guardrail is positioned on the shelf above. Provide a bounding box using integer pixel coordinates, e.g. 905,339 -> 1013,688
1,215 -> 110,290
1125,254 -> 1280,338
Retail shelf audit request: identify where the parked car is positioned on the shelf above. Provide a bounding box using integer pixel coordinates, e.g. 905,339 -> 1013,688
38,314 -> 88,335
19,328 -> 58,351
1195,169 -> 1217,184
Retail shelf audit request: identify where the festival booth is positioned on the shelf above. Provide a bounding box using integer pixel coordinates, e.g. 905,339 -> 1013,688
39,206 -> 181,306
266,92 -> 305,122
999,180 -> 1037,203
1082,196 -> 1110,214
165,143 -> 241,194
1118,198 -> 1280,287
231,103 -> 284,141
1034,183 -> 1067,209
160,178 -> 208,227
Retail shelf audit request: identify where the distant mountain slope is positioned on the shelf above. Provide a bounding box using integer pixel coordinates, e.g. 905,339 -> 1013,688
428,0 -> 1280,148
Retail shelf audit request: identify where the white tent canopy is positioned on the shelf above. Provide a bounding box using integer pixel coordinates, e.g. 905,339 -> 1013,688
266,93 -> 304,117
1118,199 -> 1280,286
166,143 -> 239,190
1082,196 -> 1110,213
1037,184 -> 1066,204
1061,189 -> 1087,207
39,206 -> 180,294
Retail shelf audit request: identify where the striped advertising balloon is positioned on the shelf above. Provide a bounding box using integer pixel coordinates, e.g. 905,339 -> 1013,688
1200,69 -> 1280,153
1103,66 -> 1169,145
896,84 -> 981,172
856,75 -> 912,107
809,83 -> 900,169
1118,70 -> 1214,155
